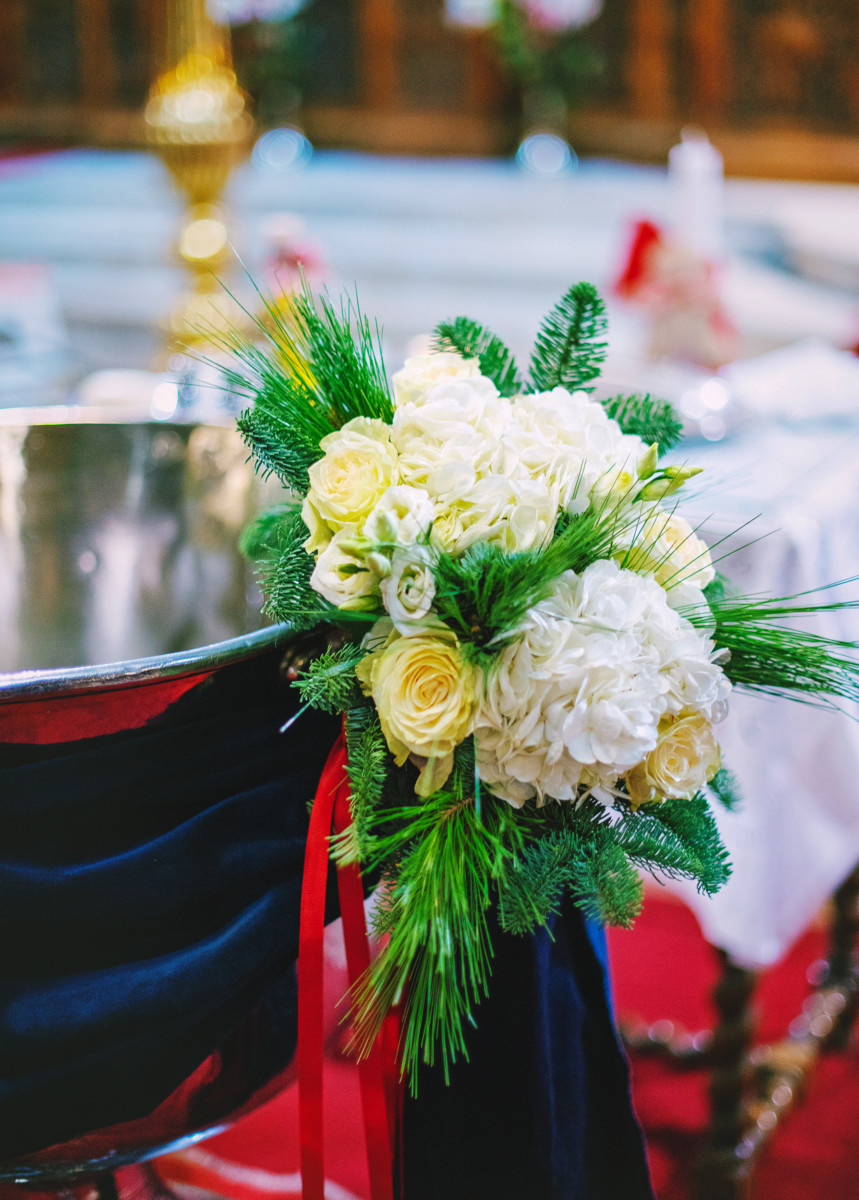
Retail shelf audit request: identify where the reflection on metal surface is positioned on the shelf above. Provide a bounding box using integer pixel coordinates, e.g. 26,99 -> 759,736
0,412 -> 280,675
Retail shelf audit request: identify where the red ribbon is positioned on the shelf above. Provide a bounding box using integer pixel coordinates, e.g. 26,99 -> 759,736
298,732 -> 398,1200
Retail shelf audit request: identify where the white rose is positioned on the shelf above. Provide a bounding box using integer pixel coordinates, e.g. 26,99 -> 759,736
364,484 -> 435,547
310,529 -> 379,610
380,544 -> 437,635
623,508 -> 715,589
392,351 -> 481,408
302,417 -> 399,553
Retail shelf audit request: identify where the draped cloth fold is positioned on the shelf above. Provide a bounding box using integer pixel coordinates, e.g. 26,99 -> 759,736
0,649 -> 339,1162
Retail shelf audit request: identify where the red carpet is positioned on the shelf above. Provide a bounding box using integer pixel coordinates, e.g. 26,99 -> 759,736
156,893 -> 859,1199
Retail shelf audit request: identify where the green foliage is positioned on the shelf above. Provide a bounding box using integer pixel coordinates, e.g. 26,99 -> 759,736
288,286 -> 393,426
491,0 -> 603,103
497,828 -> 582,935
709,766 -> 742,811
433,316 -> 524,398
570,840 -> 644,928
350,789 -> 526,1087
218,281 -> 392,492
340,703 -> 389,860
241,505 -> 330,630
529,282 -> 607,393
236,406 -> 316,495
694,591 -> 859,704
430,506 -> 625,655
293,643 -> 365,714
600,392 -> 684,453
638,794 -> 731,895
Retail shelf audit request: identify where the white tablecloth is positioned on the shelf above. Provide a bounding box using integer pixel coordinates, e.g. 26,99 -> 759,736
668,421 -> 859,967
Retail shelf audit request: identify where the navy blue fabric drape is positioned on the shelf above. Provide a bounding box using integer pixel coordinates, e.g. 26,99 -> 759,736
401,896 -> 654,1200
1,646 -> 652,1197
0,650 -> 339,1160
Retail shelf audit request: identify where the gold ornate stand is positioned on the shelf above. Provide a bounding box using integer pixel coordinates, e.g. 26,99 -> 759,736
144,0 -> 253,350
621,865 -> 859,1199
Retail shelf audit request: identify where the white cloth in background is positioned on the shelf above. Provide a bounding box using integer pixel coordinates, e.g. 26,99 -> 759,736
668,422 -> 859,967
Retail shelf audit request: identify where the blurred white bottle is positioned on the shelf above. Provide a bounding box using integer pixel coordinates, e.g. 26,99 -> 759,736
668,127 -> 724,262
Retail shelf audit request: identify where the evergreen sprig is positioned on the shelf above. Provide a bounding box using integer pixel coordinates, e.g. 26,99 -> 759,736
433,316 -> 524,397
600,392 -> 683,453
351,788 -> 526,1087
686,591 -> 859,704
430,503 -> 634,655
709,766 -> 742,811
240,505 -> 330,630
293,643 -> 365,714
236,405 -> 316,495
288,286 -> 394,425
340,703 -> 389,860
639,794 -> 731,895
497,828 -> 583,935
529,282 -> 607,393
570,840 -> 644,928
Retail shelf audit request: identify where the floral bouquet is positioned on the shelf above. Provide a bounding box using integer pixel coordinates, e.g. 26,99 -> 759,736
223,280 -> 859,1087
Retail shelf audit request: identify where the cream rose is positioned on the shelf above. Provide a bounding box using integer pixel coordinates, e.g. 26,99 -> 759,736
310,529 -> 379,610
392,351 -> 481,408
380,545 -> 437,636
623,509 -> 715,589
302,417 -> 399,553
628,712 -> 721,803
356,631 -> 478,796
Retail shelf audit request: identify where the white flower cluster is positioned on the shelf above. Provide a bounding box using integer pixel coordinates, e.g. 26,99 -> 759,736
475,560 -> 729,806
300,349 -> 726,805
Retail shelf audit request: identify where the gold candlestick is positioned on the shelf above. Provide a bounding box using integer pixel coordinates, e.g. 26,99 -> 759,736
145,0 -> 253,349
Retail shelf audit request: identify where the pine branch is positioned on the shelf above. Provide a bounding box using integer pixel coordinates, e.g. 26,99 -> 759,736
433,316 -> 524,397
293,643 -> 365,714
690,592 -> 859,704
244,506 -> 330,630
289,285 -> 394,425
600,392 -> 683,453
239,505 -> 295,562
350,789 -> 525,1087
430,504 -> 629,656
529,282 -> 608,393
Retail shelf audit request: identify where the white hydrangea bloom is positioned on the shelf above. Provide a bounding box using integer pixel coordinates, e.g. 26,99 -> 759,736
475,560 -> 729,807
391,351 -> 481,409
514,388 -> 646,514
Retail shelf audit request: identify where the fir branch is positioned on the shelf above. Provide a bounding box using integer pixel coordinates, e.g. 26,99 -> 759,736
239,505 -> 295,562
529,282 -> 607,393
341,703 -> 389,858
600,392 -> 683,453
639,794 -> 731,896
433,316 -> 524,397
709,766 -> 742,811
293,643 -> 365,714
236,405 -> 316,495
497,828 -> 583,935
243,506 -> 330,630
569,841 -> 644,928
